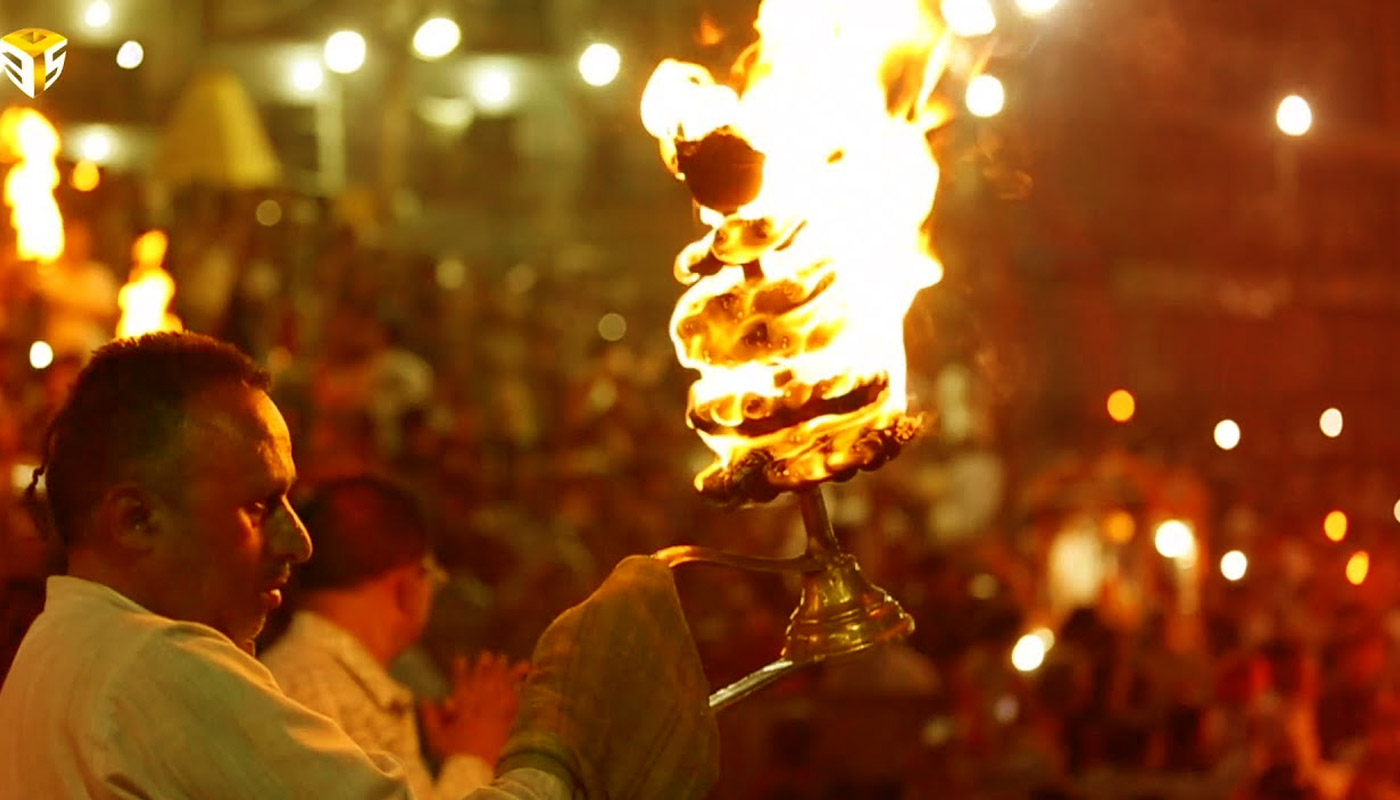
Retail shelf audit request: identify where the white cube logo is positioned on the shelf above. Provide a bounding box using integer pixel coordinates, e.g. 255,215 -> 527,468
2,29 -> 67,99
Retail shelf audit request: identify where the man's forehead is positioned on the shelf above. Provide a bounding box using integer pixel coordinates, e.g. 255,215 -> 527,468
181,384 -> 294,474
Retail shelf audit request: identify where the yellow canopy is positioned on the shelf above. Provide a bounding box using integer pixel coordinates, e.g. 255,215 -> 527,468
156,68 -> 282,188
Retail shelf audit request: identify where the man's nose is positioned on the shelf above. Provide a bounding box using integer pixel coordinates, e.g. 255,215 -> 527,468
271,499 -> 313,565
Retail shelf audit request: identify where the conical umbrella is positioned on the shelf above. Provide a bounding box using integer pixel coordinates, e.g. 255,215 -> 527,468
156,67 -> 282,188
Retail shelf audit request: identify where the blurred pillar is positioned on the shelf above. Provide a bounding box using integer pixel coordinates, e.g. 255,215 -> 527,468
377,0 -> 427,204
318,79 -> 347,192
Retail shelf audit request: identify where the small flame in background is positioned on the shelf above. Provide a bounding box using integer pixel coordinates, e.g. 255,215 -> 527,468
643,0 -> 976,503
117,230 -> 183,339
0,107 -> 65,263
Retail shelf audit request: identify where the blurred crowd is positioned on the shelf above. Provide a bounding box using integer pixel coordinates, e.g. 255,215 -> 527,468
3,174 -> 1400,800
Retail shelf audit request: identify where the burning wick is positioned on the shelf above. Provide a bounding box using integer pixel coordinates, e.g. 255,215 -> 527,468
643,0 -> 955,504
116,230 -> 183,339
0,108 -> 65,263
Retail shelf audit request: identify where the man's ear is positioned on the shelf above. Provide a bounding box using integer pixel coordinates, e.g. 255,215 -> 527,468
96,485 -> 163,553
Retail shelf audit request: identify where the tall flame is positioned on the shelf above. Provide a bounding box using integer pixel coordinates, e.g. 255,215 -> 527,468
117,230 -> 183,339
0,107 -> 65,263
644,0 -> 957,503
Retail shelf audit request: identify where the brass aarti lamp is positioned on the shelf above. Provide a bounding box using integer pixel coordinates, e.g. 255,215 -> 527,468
656,487 -> 914,710
638,0 -> 963,711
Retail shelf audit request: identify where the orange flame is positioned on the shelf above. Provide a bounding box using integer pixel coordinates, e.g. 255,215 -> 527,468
643,0 -> 957,502
0,107 -> 64,263
117,230 -> 183,339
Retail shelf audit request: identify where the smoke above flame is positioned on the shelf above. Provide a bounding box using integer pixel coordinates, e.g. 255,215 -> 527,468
643,0 -> 960,503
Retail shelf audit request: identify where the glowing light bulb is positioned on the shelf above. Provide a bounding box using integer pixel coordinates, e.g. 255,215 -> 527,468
116,41 -> 144,69
1016,0 -> 1059,15
471,66 -> 515,114
1220,550 -> 1248,581
942,0 -> 997,36
290,59 -> 324,94
1154,520 -> 1195,562
1011,632 -> 1048,672
1320,408 -> 1343,438
84,1 -> 112,29
1277,95 -> 1312,136
1214,420 -> 1241,451
413,17 -> 462,60
80,130 -> 112,163
965,74 -> 1005,118
579,43 -> 622,87
29,341 -> 54,370
324,31 -> 366,75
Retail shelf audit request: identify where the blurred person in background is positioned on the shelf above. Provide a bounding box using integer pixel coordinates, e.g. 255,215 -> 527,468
0,332 -> 717,799
261,474 -> 523,798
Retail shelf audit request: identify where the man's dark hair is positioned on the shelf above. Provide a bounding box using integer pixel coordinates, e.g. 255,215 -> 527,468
294,475 -> 430,591
28,332 -> 270,545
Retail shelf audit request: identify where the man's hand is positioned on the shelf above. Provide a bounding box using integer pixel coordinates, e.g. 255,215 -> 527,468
420,651 -> 529,766
496,556 -> 719,800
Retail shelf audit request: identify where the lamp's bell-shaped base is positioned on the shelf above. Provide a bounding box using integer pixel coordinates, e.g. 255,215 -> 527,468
782,554 -> 914,663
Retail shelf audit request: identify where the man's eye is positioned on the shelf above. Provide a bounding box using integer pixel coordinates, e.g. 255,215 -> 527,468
247,502 -> 270,518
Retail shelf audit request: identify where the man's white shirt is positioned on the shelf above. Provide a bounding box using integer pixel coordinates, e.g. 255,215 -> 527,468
0,576 -> 566,799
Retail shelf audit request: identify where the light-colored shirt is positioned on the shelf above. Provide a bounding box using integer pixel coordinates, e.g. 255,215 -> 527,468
0,575 -> 568,800
262,611 -> 492,800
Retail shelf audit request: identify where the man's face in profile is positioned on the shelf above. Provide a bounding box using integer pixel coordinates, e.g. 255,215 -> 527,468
147,383 -> 311,651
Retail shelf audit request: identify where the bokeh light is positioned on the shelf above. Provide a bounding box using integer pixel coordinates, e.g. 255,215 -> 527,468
1011,631 -> 1048,672
435,258 -> 467,291
1277,95 -> 1313,136
965,74 -> 1005,118
1324,510 -> 1348,542
941,0 -> 997,37
579,43 -> 622,87
1214,419 -> 1241,450
1320,408 -> 1343,438
324,31 -> 367,75
1107,389 -> 1136,423
80,131 -> 112,163
255,199 -> 282,227
83,1 -> 112,30
1220,551 -> 1248,582
413,17 -> 462,60
28,341 -> 53,370
1104,511 -> 1135,544
290,59 -> 325,94
1015,0 -> 1060,15
116,41 -> 144,70
1154,520 -> 1195,561
1347,551 -> 1370,586
471,66 -> 516,114
597,313 -> 628,342
70,160 -> 100,192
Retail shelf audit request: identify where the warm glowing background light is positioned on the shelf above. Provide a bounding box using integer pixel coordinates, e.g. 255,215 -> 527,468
1107,389 -> 1135,423
1220,551 -> 1248,582
1347,551 -> 1370,585
1319,408 -> 1343,438
1214,419 -> 1241,451
1277,94 -> 1313,136
1324,510 -> 1348,542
